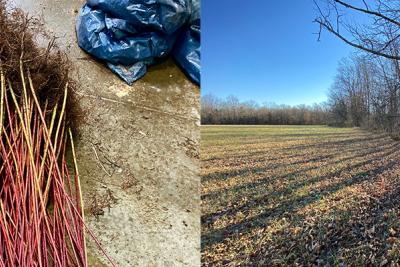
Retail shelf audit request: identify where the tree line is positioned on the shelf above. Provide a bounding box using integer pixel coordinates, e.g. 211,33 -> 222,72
327,55 -> 400,131
315,0 -> 400,138
201,95 -> 328,125
202,0 -> 400,140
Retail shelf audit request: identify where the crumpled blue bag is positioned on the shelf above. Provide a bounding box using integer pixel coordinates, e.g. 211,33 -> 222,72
76,0 -> 200,85
172,0 -> 200,85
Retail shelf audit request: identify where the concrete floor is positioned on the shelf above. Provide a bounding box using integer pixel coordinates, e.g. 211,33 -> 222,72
11,0 -> 200,266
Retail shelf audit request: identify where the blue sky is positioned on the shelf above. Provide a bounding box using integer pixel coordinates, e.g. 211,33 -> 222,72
201,0 -> 358,106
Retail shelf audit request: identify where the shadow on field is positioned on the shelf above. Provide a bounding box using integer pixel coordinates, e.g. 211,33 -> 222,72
202,135 -> 391,183
288,134 -> 387,150
202,159 -> 398,248
202,141 -> 398,202
201,141 -> 400,249
250,176 -> 400,265
203,133 -> 384,162
202,143 -> 399,225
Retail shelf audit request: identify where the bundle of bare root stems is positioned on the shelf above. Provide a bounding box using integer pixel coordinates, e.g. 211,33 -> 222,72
0,65 -> 88,266
0,2 -> 114,266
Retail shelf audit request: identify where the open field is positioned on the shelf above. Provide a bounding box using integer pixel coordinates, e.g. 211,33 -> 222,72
201,125 -> 400,266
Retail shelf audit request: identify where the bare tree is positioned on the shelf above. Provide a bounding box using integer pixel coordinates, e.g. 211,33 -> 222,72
314,0 -> 400,60
315,0 -> 400,138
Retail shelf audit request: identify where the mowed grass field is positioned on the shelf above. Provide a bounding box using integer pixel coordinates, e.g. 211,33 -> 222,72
201,125 -> 400,266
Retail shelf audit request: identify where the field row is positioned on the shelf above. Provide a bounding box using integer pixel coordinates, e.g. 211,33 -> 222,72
201,126 -> 400,266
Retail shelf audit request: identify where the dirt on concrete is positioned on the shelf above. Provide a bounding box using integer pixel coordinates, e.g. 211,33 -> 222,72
10,0 -> 200,266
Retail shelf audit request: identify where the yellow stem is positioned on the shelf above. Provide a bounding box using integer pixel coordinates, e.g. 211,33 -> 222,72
69,128 -> 88,267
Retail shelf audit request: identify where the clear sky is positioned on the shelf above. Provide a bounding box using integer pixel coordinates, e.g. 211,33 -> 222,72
201,0 -> 358,106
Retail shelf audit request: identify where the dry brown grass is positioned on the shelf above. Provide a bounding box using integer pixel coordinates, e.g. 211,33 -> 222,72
202,126 -> 400,266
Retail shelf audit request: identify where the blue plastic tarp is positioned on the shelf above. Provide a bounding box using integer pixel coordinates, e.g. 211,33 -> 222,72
76,0 -> 200,85
172,0 -> 200,85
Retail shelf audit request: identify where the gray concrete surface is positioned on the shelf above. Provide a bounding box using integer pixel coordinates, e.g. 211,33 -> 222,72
11,0 -> 200,266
